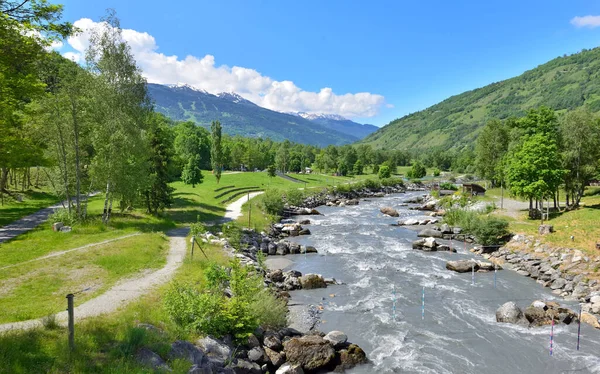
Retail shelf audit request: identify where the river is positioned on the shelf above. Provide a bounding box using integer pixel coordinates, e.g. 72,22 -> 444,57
285,192 -> 600,373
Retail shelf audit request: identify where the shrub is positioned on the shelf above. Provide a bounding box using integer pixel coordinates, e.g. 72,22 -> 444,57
285,189 -> 305,207
410,162 -> 427,179
439,182 -> 458,191
372,164 -> 380,174
267,164 -> 276,178
443,208 -> 481,233
363,178 -> 381,190
433,168 -> 441,177
380,177 -> 405,187
353,160 -> 364,175
49,208 -> 76,226
250,289 -> 287,330
164,259 -> 286,340
262,188 -> 285,215
378,165 -> 391,179
473,217 -> 510,245
223,222 -> 243,250
190,221 -> 207,237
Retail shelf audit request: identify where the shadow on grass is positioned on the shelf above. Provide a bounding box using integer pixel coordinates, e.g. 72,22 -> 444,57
0,323 -> 172,373
168,208 -> 225,224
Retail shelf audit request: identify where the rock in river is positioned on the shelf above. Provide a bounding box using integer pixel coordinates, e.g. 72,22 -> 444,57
446,260 -> 476,273
496,302 -> 526,324
417,228 -> 443,238
300,274 -> 327,289
380,207 -> 399,217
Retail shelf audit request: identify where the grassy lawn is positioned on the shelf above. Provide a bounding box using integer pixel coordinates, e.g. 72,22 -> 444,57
0,232 -> 168,324
497,188 -> 600,254
0,189 -> 60,226
0,238 -> 226,373
0,196 -> 175,268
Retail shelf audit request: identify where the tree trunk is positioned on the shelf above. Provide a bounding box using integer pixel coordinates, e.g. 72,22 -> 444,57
102,180 -> 111,224
35,166 -> 40,187
529,197 -> 533,219
70,96 -> 82,218
0,168 -> 8,206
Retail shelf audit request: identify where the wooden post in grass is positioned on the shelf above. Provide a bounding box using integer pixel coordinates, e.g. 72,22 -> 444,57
191,236 -> 195,259
249,203 -> 252,228
66,293 -> 74,351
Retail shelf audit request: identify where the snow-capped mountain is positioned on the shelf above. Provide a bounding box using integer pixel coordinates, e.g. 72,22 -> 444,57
288,112 -> 379,139
147,83 -> 360,146
217,92 -> 255,105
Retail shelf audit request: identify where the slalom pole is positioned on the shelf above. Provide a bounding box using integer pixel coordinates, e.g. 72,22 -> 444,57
494,263 -> 497,289
577,305 -> 582,351
550,319 -> 554,356
421,286 -> 425,320
392,285 -> 396,321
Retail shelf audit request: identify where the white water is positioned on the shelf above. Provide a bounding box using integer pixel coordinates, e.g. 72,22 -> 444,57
287,193 -> 600,373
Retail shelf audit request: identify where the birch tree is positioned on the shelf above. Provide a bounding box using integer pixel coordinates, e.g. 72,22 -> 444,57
85,10 -> 152,223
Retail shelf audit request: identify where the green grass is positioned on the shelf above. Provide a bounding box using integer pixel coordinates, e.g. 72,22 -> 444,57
0,233 -> 168,324
0,237 -> 227,374
495,188 -> 600,254
0,189 -> 59,226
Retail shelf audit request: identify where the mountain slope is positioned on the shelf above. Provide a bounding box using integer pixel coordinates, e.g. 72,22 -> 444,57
290,112 -> 379,139
362,47 -> 600,150
147,83 -> 359,146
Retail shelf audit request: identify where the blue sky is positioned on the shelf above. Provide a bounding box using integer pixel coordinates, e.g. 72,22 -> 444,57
58,0 -> 600,126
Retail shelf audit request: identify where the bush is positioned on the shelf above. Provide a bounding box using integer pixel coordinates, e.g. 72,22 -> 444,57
380,177 -> 405,187
439,182 -> 458,191
223,222 -> 243,250
378,165 -> 391,179
433,168 -> 441,177
363,178 -> 381,190
473,217 -> 510,245
250,289 -> 287,330
410,162 -> 427,179
190,221 -> 207,237
49,208 -> 76,226
262,188 -> 285,215
164,259 -> 286,340
285,189 -> 305,207
443,208 -> 481,233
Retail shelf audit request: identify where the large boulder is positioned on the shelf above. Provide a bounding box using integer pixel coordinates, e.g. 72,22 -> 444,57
323,331 -> 348,348
496,302 -> 526,324
135,348 -> 170,371
581,312 -> 600,329
412,238 -> 438,251
169,340 -> 205,365
247,347 -> 268,365
283,335 -> 336,371
300,274 -> 327,289
196,336 -> 231,365
335,344 -> 368,372
380,207 -> 399,217
524,307 -> 550,326
446,260 -> 476,273
417,229 -> 443,238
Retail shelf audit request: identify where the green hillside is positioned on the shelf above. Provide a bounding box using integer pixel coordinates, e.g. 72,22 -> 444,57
363,47 -> 600,150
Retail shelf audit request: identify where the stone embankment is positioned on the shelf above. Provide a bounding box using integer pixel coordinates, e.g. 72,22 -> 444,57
472,234 -> 600,328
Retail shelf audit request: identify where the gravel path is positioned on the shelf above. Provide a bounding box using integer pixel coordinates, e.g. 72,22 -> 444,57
493,196 -> 530,219
0,192 -> 264,333
0,201 -> 66,244
222,191 -> 264,221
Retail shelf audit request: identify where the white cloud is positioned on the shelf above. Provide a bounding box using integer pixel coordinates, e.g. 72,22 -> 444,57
571,15 -> 600,28
63,51 -> 82,63
65,18 -> 386,118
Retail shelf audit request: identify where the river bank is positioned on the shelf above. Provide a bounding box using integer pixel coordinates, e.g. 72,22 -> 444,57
271,191 -> 600,373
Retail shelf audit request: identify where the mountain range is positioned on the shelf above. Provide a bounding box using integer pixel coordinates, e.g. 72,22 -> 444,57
147,83 -> 378,146
362,46 -> 600,151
